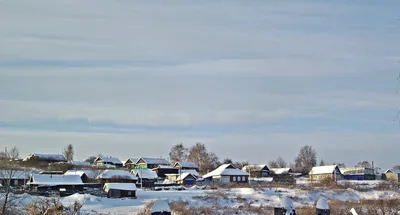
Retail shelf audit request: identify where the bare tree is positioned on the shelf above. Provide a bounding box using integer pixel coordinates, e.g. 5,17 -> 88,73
187,143 -> 219,174
333,162 -> 346,168
294,145 -> 317,174
0,147 -> 25,215
356,161 -> 372,168
84,156 -> 97,164
169,143 -> 188,164
268,157 -> 287,168
63,144 -> 74,161
222,158 -> 233,164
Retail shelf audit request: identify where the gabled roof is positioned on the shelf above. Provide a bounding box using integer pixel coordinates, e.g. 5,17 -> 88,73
64,170 -> 96,179
28,174 -> 83,185
180,169 -> 200,178
203,164 -> 249,178
385,169 -> 400,174
271,168 -> 291,175
125,158 -> 138,164
23,153 -> 66,162
131,169 -> 158,179
242,164 -> 269,172
136,157 -> 169,165
94,156 -> 122,165
174,162 -> 199,169
70,161 -> 91,166
177,172 -> 196,180
309,165 -> 340,175
104,183 -> 137,192
97,170 -> 137,180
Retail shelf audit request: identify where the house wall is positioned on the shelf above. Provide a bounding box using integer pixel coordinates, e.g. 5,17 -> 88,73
385,173 -> 399,182
108,189 -> 136,198
310,173 -> 343,182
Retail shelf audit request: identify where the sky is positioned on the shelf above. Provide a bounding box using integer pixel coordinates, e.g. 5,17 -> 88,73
0,0 -> 400,170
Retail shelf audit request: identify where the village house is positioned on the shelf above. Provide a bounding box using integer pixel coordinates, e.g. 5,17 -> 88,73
70,161 -> 91,167
103,183 -> 137,198
97,170 -> 137,185
340,167 -> 375,180
383,169 -> 400,182
180,169 -> 200,178
123,158 -> 138,169
309,165 -> 343,182
64,170 -> 96,183
23,153 -> 67,163
94,156 -> 123,168
270,168 -> 292,175
242,165 -> 270,178
0,170 -> 31,187
131,169 -> 158,187
203,164 -> 249,183
173,162 -> 199,172
28,174 -> 84,192
136,157 -> 170,169
153,165 -> 179,179
165,172 -> 197,185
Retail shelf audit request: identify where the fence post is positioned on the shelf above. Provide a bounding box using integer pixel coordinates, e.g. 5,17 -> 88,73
316,197 -> 330,215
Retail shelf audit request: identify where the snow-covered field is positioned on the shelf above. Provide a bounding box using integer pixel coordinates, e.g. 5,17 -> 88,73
13,181 -> 400,214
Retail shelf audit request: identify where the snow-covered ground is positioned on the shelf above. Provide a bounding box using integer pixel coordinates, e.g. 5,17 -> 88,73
11,182 -> 400,215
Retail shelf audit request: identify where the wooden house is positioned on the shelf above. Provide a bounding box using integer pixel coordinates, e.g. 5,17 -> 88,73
94,156 -> 123,168
242,165 -> 270,178
97,170 -> 137,185
28,174 -> 84,192
64,170 -> 96,183
270,168 -> 292,175
153,165 -> 179,179
23,153 -> 67,163
203,164 -> 249,183
384,169 -> 400,182
340,167 -> 375,180
131,169 -> 158,187
309,165 -> 343,182
173,162 -> 199,172
166,173 -> 197,185
136,157 -> 170,169
0,170 -> 30,187
123,158 -> 138,169
103,183 -> 137,198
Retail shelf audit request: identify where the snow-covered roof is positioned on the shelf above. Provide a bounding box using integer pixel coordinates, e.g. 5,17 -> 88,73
203,164 -> 249,178
181,169 -> 200,178
177,173 -> 196,180
0,170 -> 31,179
125,158 -> 138,164
131,169 -> 158,179
271,168 -> 291,175
64,170 -> 96,179
340,167 -> 374,175
385,169 -> 400,174
28,174 -> 83,185
174,161 -> 199,169
316,197 -> 329,210
103,183 -> 137,192
97,170 -> 137,180
242,165 -> 269,172
156,165 -> 176,169
310,165 -> 340,175
70,161 -> 91,166
137,157 -> 169,165
280,196 -> 295,211
95,156 -> 122,165
23,153 -> 66,162
151,200 -> 171,213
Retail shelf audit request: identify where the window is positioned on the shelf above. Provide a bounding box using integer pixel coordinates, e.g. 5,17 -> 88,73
242,176 -> 245,181
128,191 -> 131,195
13,180 -> 18,186
233,176 -> 236,182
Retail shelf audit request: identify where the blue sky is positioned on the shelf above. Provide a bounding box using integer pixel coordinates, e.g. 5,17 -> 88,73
0,0 -> 400,169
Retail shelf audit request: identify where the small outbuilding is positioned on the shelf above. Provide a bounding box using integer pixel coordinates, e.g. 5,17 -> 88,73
103,183 -> 137,198
242,164 -> 270,178
384,169 -> 400,182
151,200 -> 171,215
309,165 -> 343,182
203,164 -> 249,183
